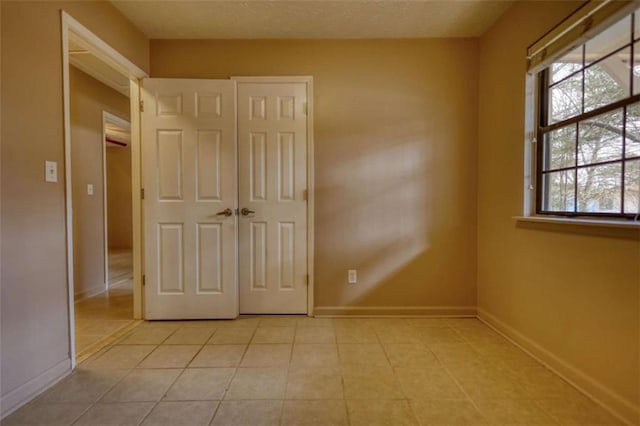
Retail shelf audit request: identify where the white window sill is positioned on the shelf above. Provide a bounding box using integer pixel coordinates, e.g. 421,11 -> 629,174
513,215 -> 640,230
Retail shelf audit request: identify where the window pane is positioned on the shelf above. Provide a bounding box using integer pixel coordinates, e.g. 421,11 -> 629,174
551,46 -> 583,84
584,48 -> 630,112
578,109 -> 623,165
634,10 -> 640,41
585,16 -> 631,65
544,125 -> 576,171
632,41 -> 640,94
626,103 -> 640,158
577,163 -> 622,213
543,170 -> 575,212
624,159 -> 640,214
549,73 -> 582,123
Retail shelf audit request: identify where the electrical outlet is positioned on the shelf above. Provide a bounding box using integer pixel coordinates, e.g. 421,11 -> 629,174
87,184 -> 94,195
348,269 -> 357,284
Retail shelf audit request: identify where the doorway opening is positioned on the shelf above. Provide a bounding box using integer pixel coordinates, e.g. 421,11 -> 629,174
62,12 -> 147,366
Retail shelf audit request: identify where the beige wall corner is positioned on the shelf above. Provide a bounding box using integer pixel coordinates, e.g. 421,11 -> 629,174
477,1 -> 640,424
70,67 -> 130,300
0,1 -> 147,417
151,38 -> 480,311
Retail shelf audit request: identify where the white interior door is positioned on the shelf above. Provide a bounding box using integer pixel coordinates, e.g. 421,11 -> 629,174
142,78 -> 237,319
237,81 -> 309,314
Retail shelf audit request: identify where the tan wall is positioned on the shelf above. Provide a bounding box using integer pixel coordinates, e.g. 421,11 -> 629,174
70,67 -> 130,299
477,2 -> 640,423
107,144 -> 133,250
151,39 -> 479,312
0,0 -> 147,413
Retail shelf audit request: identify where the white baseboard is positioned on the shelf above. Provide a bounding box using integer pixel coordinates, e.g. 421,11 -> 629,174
314,305 -> 477,317
0,358 -> 71,420
478,308 -> 639,426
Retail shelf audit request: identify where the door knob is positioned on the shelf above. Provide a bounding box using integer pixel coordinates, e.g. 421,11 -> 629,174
216,208 -> 233,217
241,208 -> 255,216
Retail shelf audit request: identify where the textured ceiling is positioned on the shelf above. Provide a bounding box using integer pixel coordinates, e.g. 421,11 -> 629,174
110,1 -> 514,39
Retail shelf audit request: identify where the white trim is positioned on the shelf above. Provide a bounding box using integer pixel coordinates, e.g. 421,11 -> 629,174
129,80 -> 144,320
478,308 -> 639,426
61,11 -> 149,369
513,215 -> 640,229
62,13 -> 146,80
0,359 -> 71,420
313,306 -> 477,318
102,112 -> 131,291
232,76 -> 315,316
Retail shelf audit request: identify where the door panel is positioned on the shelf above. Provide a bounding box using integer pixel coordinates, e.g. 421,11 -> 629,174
237,82 -> 308,314
143,78 -> 237,319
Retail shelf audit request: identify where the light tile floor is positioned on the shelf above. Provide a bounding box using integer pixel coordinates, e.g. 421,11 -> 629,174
3,317 -> 625,425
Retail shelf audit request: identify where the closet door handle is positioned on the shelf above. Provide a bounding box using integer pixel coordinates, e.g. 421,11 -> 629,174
240,208 -> 255,216
216,208 -> 233,217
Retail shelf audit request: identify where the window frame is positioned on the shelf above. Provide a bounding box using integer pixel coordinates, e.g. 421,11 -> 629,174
534,12 -> 640,220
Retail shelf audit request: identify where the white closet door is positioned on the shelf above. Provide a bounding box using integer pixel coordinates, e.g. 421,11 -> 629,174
237,81 -> 308,314
142,78 -> 237,319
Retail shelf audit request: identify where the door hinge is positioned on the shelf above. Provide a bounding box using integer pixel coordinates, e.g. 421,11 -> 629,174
139,100 -> 144,112
303,189 -> 308,201
306,274 -> 309,286
142,275 -> 146,286
141,188 -> 145,199
302,102 -> 307,116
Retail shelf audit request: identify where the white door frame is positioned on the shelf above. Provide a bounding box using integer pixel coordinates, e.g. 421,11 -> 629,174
231,76 -> 315,316
101,111 -> 131,290
61,11 -> 147,367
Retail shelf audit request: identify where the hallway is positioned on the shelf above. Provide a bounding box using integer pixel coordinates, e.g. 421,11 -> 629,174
74,250 -> 138,362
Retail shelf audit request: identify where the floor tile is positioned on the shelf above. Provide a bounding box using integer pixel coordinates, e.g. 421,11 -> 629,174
450,365 -> 529,399
281,400 -> 347,425
164,368 -> 235,401
73,402 -> 154,426
211,400 -> 282,426
294,327 -> 336,343
141,401 -> 218,425
214,316 -> 261,328
100,369 -> 181,402
285,367 -> 344,399
163,327 -> 215,344
338,343 -> 389,366
383,343 -> 440,367
241,344 -> 292,367
208,328 -> 255,344
82,345 -> 156,369
296,317 -> 334,328
334,326 -> 378,343
395,367 -> 466,400
1,402 -> 90,426
138,345 -> 201,368
252,326 -> 295,343
375,326 -> 421,344
258,316 -> 299,327
118,327 -> 176,345
189,345 -> 246,367
416,327 -> 464,345
517,366 -> 584,399
38,369 -> 128,403
410,399 -> 489,425
473,398 -> 559,425
429,343 -> 481,366
291,343 -> 340,367
225,367 -> 287,400
342,366 -> 404,399
535,395 -> 625,425
347,399 -> 418,426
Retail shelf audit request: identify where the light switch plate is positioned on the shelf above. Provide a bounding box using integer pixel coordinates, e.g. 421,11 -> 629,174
45,161 -> 58,183
87,184 -> 94,195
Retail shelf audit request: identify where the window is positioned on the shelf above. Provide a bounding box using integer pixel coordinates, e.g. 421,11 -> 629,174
537,10 -> 640,219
